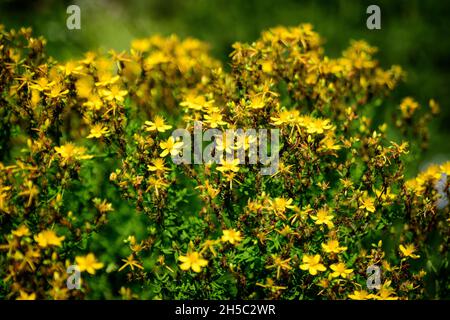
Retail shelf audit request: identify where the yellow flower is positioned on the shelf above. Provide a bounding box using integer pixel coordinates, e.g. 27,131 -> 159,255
372,281 -> 398,300
261,60 -> 273,73
429,98 -> 440,114
310,207 -> 334,228
144,51 -> 170,69
359,195 -> 376,213
440,161 -> 450,176
75,76 -> 94,98
118,254 -> 144,272
119,287 -> 139,300
321,239 -> 347,254
87,124 -> 110,139
17,291 -> 36,300
75,253 -> 104,274
200,239 -> 220,257
30,77 -> 55,91
399,244 -> 420,259
12,225 -> 30,237
83,94 -> 104,110
18,180 -> 39,207
248,94 -> 266,110
59,60 -> 83,77
159,137 -> 184,157
95,71 -> 120,87
34,230 -> 65,248
268,197 -> 295,219
348,290 -> 371,300
195,180 -> 220,199
178,251 -> 208,273
54,143 -> 93,165
304,117 -> 333,134
270,110 -> 300,126
235,134 -> 257,151
329,262 -> 353,278
180,94 -> 209,111
94,198 -> 114,213
221,229 -> 242,245
256,278 -> 287,292
131,38 -> 151,52
216,158 -> 240,173
319,134 -> 341,152
145,177 -> 169,196
144,116 -> 172,133
45,83 -> 69,98
299,254 -> 326,275
215,134 -> 234,154
102,84 -> 128,102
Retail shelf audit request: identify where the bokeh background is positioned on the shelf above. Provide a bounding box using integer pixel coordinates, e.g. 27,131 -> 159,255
1,0 -> 449,173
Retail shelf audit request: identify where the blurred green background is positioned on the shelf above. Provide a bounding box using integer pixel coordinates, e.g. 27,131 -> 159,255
1,0 -> 449,172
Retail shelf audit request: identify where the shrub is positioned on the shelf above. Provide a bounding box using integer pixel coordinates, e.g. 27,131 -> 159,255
0,23 -> 448,300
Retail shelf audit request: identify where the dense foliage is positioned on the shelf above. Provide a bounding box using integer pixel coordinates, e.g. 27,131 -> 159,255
0,24 -> 449,300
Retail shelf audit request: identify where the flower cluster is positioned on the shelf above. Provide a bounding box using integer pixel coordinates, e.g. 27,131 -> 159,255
0,23 -> 448,300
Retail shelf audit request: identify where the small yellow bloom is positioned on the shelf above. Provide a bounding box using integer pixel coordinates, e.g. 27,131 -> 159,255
372,281 -> 398,300
221,229 -> 242,245
159,137 -> 184,157
75,253 -> 104,275
102,84 -> 128,102
178,251 -> 208,273
147,158 -> 170,174
145,177 -> 169,196
304,117 -> 333,134
310,207 -> 334,228
348,290 -> 372,300
321,239 -> 347,254
45,83 -> 69,98
17,291 -> 36,300
54,143 -> 93,165
300,254 -> 326,275
268,197 -> 295,219
118,254 -> 144,272
261,60 -> 273,73
266,255 -> 292,279
247,94 -> 266,110
87,124 -> 110,139
216,158 -> 240,173
359,195 -> 376,213
34,230 -> 65,248
12,225 -> 30,237
399,97 -> 419,118
180,94 -> 209,111
144,116 -> 172,133
204,112 -> 227,128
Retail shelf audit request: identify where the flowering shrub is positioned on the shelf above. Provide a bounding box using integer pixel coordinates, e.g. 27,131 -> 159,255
0,23 -> 449,300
